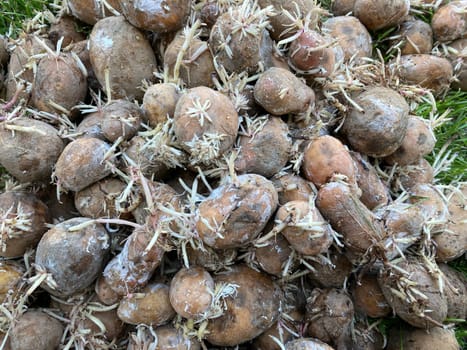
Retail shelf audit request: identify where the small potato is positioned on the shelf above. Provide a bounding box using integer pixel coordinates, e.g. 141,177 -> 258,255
354,0 -> 409,31
342,86 -> 409,157
89,16 -> 157,100
164,33 -> 216,88
275,200 -> 334,256
54,137 -> 116,192
68,0 -> 122,25
196,174 -> 278,249
378,257 -> 448,328
322,16 -> 372,61
0,191 -> 50,258
448,38 -> 467,91
127,325 -> 201,350
186,246 -> 237,272
395,158 -> 434,190
286,338 -> 335,350
143,83 -> 180,127
235,116 -> 292,177
386,326 -> 459,350
74,177 -> 127,218
173,86 -> 238,165
351,273 -> 391,318
9,310 -> 64,350
0,261 -> 23,302
308,251 -> 353,288
252,310 -> 303,349
48,15 -> 86,47
100,99 -> 144,142
331,0 -> 356,16
95,275 -> 120,305
350,321 -> 385,350
118,282 -> 176,325
272,173 -> 314,205
119,0 -> 190,33
35,218 -> 110,297
393,18 -> 433,55
254,67 -> 315,115
205,265 -> 282,346
302,135 -> 357,188
431,1 -> 467,42
169,266 -> 214,319
306,288 -> 354,347
0,118 -> 65,183
384,116 -> 436,166
254,233 -> 292,276
76,111 -> 106,140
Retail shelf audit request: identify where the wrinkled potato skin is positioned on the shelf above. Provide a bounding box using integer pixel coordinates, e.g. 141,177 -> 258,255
35,218 -> 110,297
9,310 -> 64,350
342,87 -> 409,157
54,137 -> 115,192
120,0 -> 190,33
386,326 -> 459,350
118,283 -> 176,325
354,0 -> 409,31
206,265 -> 282,346
0,118 -> 65,183
431,1 -> 467,42
143,83 -> 180,126
89,16 -> 157,100
68,0 -> 122,25
322,16 -> 372,61
0,191 -> 50,258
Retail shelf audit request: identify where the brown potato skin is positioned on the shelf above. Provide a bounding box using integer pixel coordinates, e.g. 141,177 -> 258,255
439,263 -> 467,319
48,15 -> 86,47
322,16 -> 372,61
35,218 -> 110,297
119,0 -> 190,33
273,173 -> 314,205
76,111 -> 106,140
0,191 -> 50,258
143,83 -> 180,127
95,275 -> 120,305
308,251 -> 353,288
386,326 -> 459,350
118,283 -> 176,325
196,174 -> 278,249
9,310 -> 64,350
351,274 -> 391,318
68,0 -> 122,25
286,338 -> 335,350
254,233 -> 292,276
100,99 -> 144,142
205,265 -> 282,346
396,158 -> 434,190
432,1 -> 467,42
0,261 -> 23,302
89,16 -> 157,100
54,137 -> 115,192
331,0 -> 356,16
354,0 -> 409,31
254,67 -> 315,115
395,18 -> 433,55
302,135 -> 357,188
0,118 -> 65,183
342,87 -> 409,157
0,35 -> 8,68
448,38 -> 467,91
151,325 -> 201,350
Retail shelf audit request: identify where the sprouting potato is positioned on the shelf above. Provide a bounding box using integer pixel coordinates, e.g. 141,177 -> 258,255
351,273 -> 391,318
253,232 -> 292,276
67,0 -> 122,25
394,158 -> 435,190
331,0 -> 356,16
48,15 -> 86,47
393,18 -> 433,55
100,99 -> 144,142
354,0 -> 409,31
308,250 -> 353,288
0,261 -> 23,302
142,83 -> 180,127
431,0 -> 467,42
272,173 -> 314,205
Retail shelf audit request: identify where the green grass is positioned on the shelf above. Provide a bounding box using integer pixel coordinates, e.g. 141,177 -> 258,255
0,0 -> 54,36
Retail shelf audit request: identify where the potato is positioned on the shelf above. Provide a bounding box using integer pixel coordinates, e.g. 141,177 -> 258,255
118,282 -> 176,325
89,16 -> 157,100
395,158 -> 434,190
393,18 -> 433,55
386,326 -> 459,350
0,35 -> 8,69
186,245 -> 237,272
9,310 -> 64,350
66,39 -> 100,90
434,184 -> 467,261
196,174 -> 278,249
0,191 -> 50,258
127,325 -> 200,350
448,38 -> 467,91
431,0 -> 467,42
391,54 -> 453,94
322,16 -> 372,61
0,118 -> 65,183
252,310 -> 303,349
275,200 -> 334,256
331,0 -> 356,16
350,151 -> 389,209
35,218 -> 109,297
119,0 -> 190,33
95,275 -> 120,305
0,261 -> 23,302
351,273 -> 391,318
169,266 -> 214,319
143,83 -> 180,127
286,338 -> 335,350
68,0 -> 122,25
209,4 -> 274,74
307,250 -> 353,288
76,111 -> 106,140
378,256 -> 448,328
173,86 -> 238,165
31,52 -> 87,114
316,180 -> 385,257
439,263 -> 467,319
302,135 -> 357,189
254,233 -> 292,276
305,288 -> 354,347
100,99 -> 144,142
254,67 -> 315,115
235,116 -> 292,177
205,265 -> 282,346
351,320 -> 385,350
354,0 -> 409,31
48,15 -> 86,47
342,87 -> 409,157
54,137 -> 116,192
164,32 -> 216,88
273,173 -> 314,205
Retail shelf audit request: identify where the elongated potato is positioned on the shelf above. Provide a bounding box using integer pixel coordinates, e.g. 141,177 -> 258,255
89,16 -> 157,100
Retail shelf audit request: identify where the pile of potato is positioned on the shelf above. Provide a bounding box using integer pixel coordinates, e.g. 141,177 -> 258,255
0,0 -> 466,349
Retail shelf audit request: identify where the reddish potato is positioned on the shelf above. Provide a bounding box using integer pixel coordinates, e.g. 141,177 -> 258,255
142,83 -> 180,127
0,118 -> 65,183
354,0 -> 409,31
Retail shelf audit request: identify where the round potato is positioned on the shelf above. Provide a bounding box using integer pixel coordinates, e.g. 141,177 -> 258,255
354,0 -> 409,31
431,0 -> 467,42
68,0 -> 122,25
142,83 -> 180,127
393,18 -> 433,55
